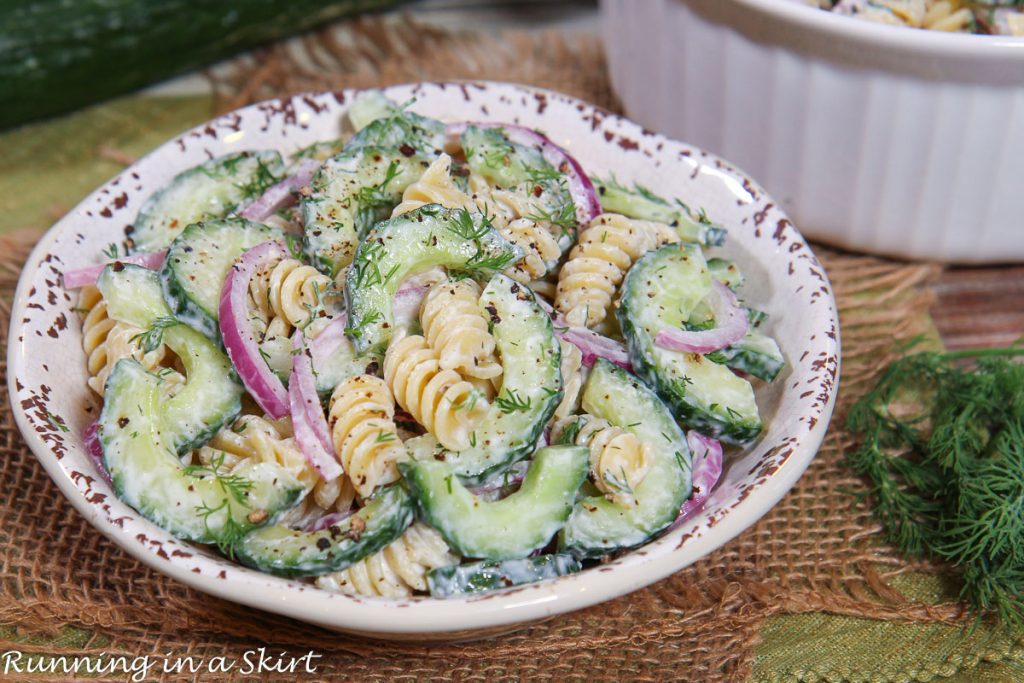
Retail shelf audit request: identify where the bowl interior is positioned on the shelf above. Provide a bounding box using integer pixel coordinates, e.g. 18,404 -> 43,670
7,82 -> 838,639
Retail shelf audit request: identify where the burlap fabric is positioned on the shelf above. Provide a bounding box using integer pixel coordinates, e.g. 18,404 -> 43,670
0,15 -> 1002,682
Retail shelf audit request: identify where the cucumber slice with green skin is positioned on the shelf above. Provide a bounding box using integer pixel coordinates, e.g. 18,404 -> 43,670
707,331 -> 785,382
345,93 -> 446,154
558,359 -> 692,558
99,360 -> 302,547
592,175 -> 726,247
235,484 -> 413,577
707,257 -> 744,291
402,273 -> 562,483
97,264 -> 243,452
344,205 -> 522,355
618,243 -> 762,444
300,147 -> 430,276
160,218 -> 283,341
130,151 -> 285,253
400,445 -> 589,561
427,554 -> 582,599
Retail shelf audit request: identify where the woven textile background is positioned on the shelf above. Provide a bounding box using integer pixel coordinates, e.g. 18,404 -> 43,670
2,15 -> 1022,682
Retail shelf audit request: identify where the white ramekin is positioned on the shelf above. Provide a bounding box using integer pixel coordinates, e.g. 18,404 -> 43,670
601,0 -> 1024,263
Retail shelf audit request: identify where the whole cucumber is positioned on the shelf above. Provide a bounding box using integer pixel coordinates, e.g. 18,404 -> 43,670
0,0 -> 403,130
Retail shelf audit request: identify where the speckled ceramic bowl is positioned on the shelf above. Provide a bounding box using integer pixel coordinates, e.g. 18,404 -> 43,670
8,82 -> 839,640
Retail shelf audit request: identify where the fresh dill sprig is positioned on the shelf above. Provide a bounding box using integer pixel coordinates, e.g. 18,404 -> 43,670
846,345 -> 1024,629
184,451 -> 257,559
495,388 -> 531,413
129,316 -> 178,354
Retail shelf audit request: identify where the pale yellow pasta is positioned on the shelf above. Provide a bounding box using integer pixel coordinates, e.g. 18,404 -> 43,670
553,414 -> 652,507
420,279 -> 502,380
383,332 -> 488,451
555,213 -> 678,328
500,218 -> 562,284
79,285 -> 168,396
328,375 -> 408,498
249,257 -> 336,337
200,414 -> 356,527
552,339 -> 584,422
315,523 -> 458,597
391,154 -> 477,217
828,0 -> 1010,34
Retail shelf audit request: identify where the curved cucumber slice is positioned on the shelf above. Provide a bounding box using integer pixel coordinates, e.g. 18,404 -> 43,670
130,151 -> 284,253
235,484 -> 413,577
160,218 -> 283,340
345,92 -> 446,154
300,147 -> 429,277
98,264 -> 242,453
344,205 -> 522,355
559,359 -> 692,558
592,175 -> 726,246
707,257 -> 744,291
707,330 -> 785,382
427,553 -> 582,598
619,243 -> 762,444
404,273 -> 562,483
400,445 -> 588,561
99,360 -> 301,546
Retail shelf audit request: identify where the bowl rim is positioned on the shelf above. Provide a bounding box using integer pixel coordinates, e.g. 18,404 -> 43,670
730,0 -> 1024,56
7,81 -> 840,637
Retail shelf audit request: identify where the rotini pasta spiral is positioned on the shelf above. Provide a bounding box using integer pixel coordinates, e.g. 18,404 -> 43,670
327,375 -> 408,498
201,414 -> 356,527
315,523 -> 458,597
420,279 -> 502,380
554,414 -> 652,507
79,285 -> 168,396
500,218 -> 562,284
391,154 -> 477,217
249,257 -> 337,336
555,212 -> 678,328
383,332 -> 489,452
552,339 -> 584,422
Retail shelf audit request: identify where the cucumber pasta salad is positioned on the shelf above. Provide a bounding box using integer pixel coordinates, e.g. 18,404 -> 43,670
65,93 -> 785,599
808,0 -> 1024,34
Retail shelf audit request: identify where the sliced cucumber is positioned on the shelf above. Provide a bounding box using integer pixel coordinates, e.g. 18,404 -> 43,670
97,264 -> 243,452
312,335 -> 380,397
707,330 -> 785,382
559,359 -> 692,558
618,243 -> 762,444
427,553 -> 582,598
235,484 -> 413,577
593,175 -> 726,247
400,445 -> 588,560
345,92 -> 446,154
344,205 -> 522,355
707,257 -> 744,291
160,218 -> 283,340
402,273 -> 562,483
99,360 -> 301,546
130,151 -> 284,253
300,147 -> 429,276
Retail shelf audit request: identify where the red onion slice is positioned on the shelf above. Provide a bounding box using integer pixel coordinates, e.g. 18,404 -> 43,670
446,121 -> 601,225
83,420 -> 112,484
238,158 -> 321,222
289,332 -> 341,480
219,240 -> 291,419
287,371 -> 342,481
63,250 -> 167,289
558,326 -> 632,370
308,313 -> 348,368
655,281 -> 748,355
675,431 -> 724,524
305,508 -> 355,533
536,298 -> 632,370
